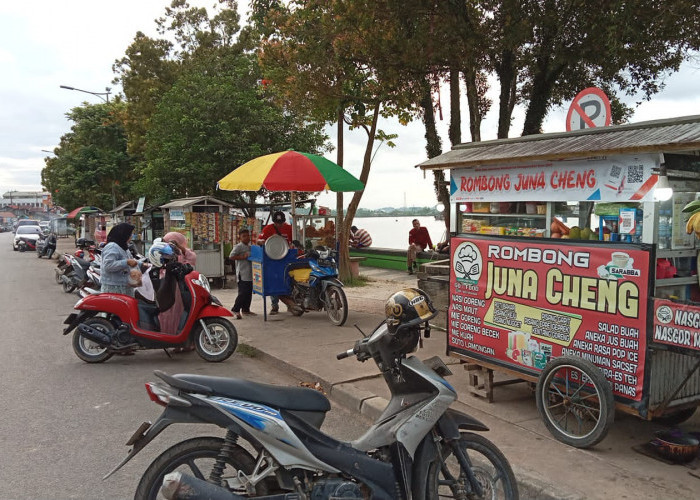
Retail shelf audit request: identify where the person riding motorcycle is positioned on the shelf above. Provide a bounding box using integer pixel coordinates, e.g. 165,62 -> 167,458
147,240 -> 194,338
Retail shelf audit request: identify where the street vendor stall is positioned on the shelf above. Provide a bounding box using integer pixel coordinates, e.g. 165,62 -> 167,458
217,150 -> 363,320
419,115 -> 700,448
159,196 -> 234,281
110,200 -> 143,252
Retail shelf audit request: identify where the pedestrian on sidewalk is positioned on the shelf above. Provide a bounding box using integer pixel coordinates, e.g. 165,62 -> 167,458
407,219 -> 433,274
229,228 -> 256,319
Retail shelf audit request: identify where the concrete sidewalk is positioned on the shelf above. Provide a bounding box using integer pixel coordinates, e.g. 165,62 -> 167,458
213,266 -> 700,500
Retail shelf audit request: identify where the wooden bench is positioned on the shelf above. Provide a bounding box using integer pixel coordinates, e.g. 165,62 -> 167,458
349,256 -> 366,277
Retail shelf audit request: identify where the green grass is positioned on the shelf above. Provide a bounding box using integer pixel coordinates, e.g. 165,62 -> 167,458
237,343 -> 260,358
344,274 -> 374,287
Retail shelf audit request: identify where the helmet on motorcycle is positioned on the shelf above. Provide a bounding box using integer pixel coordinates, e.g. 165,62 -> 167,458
385,288 -> 438,335
148,239 -> 176,267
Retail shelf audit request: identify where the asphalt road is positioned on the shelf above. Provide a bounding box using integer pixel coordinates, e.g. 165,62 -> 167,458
0,233 -> 371,499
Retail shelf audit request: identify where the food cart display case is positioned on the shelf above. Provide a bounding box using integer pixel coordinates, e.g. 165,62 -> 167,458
419,115 -> 700,448
159,196 -> 234,281
295,215 -> 338,249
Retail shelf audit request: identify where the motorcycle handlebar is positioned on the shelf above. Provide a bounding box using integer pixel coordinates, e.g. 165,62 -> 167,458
336,348 -> 355,360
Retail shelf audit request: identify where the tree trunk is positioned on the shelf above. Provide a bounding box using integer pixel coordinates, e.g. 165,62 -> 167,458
418,79 -> 448,238
335,107 -> 350,280
496,49 -> 517,139
463,66 -> 482,142
522,59 -> 561,136
340,104 -> 381,281
448,68 -> 461,146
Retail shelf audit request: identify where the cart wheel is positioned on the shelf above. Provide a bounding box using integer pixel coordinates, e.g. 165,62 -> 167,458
653,407 -> 697,426
536,356 -> 614,448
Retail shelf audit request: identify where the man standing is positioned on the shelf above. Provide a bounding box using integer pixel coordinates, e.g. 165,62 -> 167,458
229,229 -> 256,319
256,211 -> 293,314
407,219 -> 433,274
257,210 -> 293,245
349,226 -> 372,248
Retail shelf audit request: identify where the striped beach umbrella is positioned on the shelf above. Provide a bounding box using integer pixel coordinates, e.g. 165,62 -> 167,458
217,151 -> 364,192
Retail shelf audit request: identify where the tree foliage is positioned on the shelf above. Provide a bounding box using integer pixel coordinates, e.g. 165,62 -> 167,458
41,101 -> 132,210
141,50 -> 328,204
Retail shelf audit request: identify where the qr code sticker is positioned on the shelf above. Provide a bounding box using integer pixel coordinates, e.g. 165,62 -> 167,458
627,165 -> 643,184
609,164 -> 622,180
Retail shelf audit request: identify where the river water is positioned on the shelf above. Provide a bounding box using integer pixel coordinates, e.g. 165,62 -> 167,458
351,216 -> 448,250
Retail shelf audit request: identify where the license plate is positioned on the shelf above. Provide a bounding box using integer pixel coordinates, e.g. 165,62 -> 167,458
125,421 -> 152,446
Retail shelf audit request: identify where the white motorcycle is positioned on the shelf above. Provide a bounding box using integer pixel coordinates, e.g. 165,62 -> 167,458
106,288 -> 518,500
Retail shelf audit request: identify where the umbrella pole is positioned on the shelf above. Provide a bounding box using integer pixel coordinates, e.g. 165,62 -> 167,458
291,191 -> 297,242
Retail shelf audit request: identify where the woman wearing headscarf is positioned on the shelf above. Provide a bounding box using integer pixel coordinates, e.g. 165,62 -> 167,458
101,223 -> 137,296
163,232 -> 197,267
159,232 -> 197,351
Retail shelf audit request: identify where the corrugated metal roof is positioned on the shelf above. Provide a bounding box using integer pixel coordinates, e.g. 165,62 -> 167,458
159,196 -> 233,209
419,115 -> 700,170
110,200 -> 136,213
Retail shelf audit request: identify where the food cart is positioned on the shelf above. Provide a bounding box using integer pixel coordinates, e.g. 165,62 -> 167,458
419,115 -> 700,448
159,196 -> 234,282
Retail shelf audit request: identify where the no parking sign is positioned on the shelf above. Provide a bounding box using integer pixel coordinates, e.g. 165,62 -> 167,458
566,87 -> 611,131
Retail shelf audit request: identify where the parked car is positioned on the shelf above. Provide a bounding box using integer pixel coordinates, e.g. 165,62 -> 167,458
13,219 -> 41,233
13,225 -> 42,251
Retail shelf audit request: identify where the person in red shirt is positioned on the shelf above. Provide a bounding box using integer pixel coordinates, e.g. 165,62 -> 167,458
257,211 -> 293,314
257,211 -> 293,244
407,219 -> 433,274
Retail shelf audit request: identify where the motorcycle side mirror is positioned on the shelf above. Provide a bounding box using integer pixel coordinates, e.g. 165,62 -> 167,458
353,324 -> 367,338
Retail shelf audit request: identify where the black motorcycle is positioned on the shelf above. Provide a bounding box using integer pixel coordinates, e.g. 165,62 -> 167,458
36,232 -> 57,259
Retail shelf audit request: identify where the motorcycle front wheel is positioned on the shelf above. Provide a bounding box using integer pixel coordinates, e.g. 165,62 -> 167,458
323,284 -> 348,326
134,437 -> 268,500
193,317 -> 238,362
427,432 -> 519,500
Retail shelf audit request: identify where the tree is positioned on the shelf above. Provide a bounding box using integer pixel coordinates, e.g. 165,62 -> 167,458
140,50 -> 328,205
479,0 -> 700,136
41,101 -> 132,210
258,0 -> 418,280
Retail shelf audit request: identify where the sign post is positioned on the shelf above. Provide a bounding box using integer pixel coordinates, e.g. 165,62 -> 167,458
566,87 -> 612,131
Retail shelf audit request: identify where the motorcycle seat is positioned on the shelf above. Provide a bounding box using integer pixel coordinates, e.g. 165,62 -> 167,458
170,373 -> 331,413
75,257 -> 92,268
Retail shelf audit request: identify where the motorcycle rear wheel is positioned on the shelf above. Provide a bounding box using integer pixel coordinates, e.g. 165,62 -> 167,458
427,432 -> 519,500
62,276 -> 77,293
323,284 -> 348,326
193,318 -> 238,362
72,317 -> 114,363
134,437 -> 267,500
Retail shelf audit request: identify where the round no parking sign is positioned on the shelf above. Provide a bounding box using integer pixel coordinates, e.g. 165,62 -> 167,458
566,87 -> 612,131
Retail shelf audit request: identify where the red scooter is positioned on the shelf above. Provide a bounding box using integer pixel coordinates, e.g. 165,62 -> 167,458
62,266 -> 237,363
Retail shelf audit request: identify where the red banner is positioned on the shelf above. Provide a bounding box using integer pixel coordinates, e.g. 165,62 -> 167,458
448,236 -> 651,401
652,299 -> 700,353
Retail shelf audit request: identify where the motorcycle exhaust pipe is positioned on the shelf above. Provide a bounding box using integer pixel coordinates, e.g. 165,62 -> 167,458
76,324 -> 112,347
161,472 -> 243,500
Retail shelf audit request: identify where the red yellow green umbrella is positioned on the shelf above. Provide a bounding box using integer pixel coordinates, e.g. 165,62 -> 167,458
217,151 -> 365,192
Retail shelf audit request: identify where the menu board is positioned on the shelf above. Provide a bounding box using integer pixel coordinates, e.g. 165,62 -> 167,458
448,235 -> 651,402
652,298 -> 700,353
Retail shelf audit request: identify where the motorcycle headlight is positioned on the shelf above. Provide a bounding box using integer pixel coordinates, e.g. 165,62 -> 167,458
196,273 -> 211,293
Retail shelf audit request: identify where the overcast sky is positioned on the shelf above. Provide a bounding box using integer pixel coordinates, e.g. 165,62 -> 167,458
1,1 -> 698,209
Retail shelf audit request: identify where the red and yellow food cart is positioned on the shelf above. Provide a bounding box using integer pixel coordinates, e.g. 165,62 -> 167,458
419,115 -> 700,448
